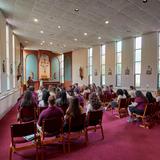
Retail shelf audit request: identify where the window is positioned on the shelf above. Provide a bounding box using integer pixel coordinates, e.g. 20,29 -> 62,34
88,48 -> 93,84
60,54 -> 64,83
158,33 -> 160,88
6,24 -> 10,90
100,45 -> 106,85
116,41 -> 122,87
12,34 -> 16,88
134,37 -> 142,88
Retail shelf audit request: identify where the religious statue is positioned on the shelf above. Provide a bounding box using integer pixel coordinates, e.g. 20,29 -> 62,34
79,67 -> 84,80
125,67 -> 130,75
2,60 -> 5,73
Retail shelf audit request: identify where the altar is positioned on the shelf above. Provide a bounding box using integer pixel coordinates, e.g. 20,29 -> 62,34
42,81 -> 60,89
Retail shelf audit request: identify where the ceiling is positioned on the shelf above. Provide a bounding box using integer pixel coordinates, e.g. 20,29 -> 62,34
0,0 -> 160,53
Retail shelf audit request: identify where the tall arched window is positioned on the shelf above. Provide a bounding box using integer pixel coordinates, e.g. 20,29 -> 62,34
100,45 -> 106,85
116,41 -> 122,87
134,37 -> 142,88
88,48 -> 93,84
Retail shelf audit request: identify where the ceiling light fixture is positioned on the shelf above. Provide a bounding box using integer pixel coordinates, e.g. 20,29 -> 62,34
84,33 -> 88,36
105,20 -> 109,24
40,30 -> 44,34
63,44 -> 66,47
50,42 -> 53,45
40,43 -> 43,45
74,8 -> 79,12
74,38 -> 78,41
58,25 -> 61,29
142,0 -> 147,3
42,40 -> 45,43
98,36 -> 102,40
34,18 -> 38,22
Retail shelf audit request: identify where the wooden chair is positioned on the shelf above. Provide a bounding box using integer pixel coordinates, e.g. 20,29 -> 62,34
86,110 -> 104,140
39,117 -> 65,153
37,107 -> 48,118
65,113 -> 88,152
112,98 -> 127,118
19,107 -> 37,123
132,103 -> 152,128
9,121 -> 38,160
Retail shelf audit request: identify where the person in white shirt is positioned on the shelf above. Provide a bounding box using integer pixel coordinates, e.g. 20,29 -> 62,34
109,89 -> 126,109
128,86 -> 136,98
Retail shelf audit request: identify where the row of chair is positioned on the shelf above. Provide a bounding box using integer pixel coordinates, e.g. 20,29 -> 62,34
10,110 -> 104,160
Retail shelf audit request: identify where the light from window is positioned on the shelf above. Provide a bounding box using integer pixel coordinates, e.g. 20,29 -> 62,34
100,45 -> 106,85
88,48 -> 93,84
6,25 -> 10,90
134,37 -> 142,88
116,41 -> 122,87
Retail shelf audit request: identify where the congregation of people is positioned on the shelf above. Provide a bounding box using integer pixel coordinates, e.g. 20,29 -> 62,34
15,83 -> 160,129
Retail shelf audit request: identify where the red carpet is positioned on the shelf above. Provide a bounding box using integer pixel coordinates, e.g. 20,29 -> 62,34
0,107 -> 160,160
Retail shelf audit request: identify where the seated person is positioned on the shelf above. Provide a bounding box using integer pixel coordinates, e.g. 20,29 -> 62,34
107,89 -> 126,109
86,92 -> 103,114
155,89 -> 160,102
146,91 -> 156,103
37,96 -> 64,130
56,91 -> 69,108
37,85 -> 44,102
38,89 -> 50,107
17,90 -> 37,122
64,96 -> 84,131
74,88 -> 85,107
128,86 -> 136,98
128,90 -> 147,122
28,86 -> 38,104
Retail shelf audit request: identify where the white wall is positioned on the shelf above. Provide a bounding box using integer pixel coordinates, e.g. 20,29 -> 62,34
72,32 -> 159,92
92,46 -> 101,86
106,42 -> 116,86
0,89 -> 20,120
141,32 -> 158,91
72,49 -> 88,85
0,11 -> 21,119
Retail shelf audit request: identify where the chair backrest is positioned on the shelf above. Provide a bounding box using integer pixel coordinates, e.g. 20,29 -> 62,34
68,113 -> 86,132
118,98 -> 127,109
87,110 -> 103,126
11,121 -> 36,145
42,117 -> 64,135
127,97 -> 135,105
19,106 -> 36,122
37,107 -> 48,117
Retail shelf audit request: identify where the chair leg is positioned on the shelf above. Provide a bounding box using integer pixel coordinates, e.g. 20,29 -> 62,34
85,129 -> 88,144
62,137 -> 65,153
9,146 -> 12,160
67,133 -> 70,153
100,125 -> 104,140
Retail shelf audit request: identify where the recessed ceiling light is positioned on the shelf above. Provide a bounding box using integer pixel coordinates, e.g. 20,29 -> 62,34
98,36 -> 102,40
63,44 -> 66,47
142,0 -> 147,3
34,18 -> 38,22
58,25 -> 61,29
42,40 -> 45,43
74,38 -> 78,41
40,30 -> 44,34
84,33 -> 88,36
50,42 -> 53,45
74,8 -> 79,12
40,43 -> 43,45
105,20 -> 109,24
